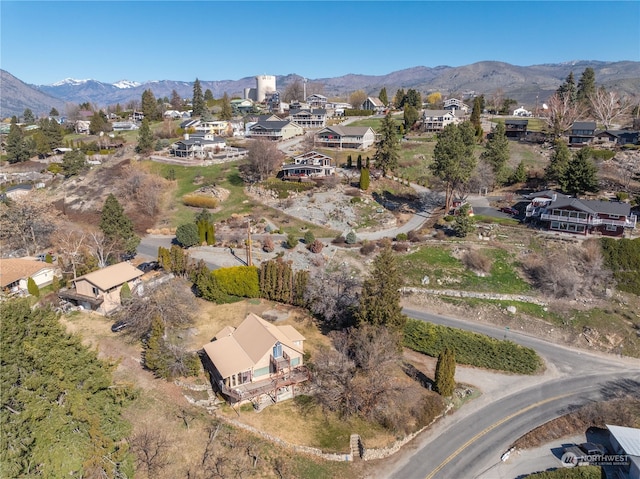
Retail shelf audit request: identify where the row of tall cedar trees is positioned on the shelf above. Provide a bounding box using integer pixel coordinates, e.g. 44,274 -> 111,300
157,245 -> 308,306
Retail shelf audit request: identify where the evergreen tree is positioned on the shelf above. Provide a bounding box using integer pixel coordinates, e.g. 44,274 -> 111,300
49,107 -> 59,116
557,72 -> 577,104
136,118 -> 154,154
545,139 -> 572,186
405,89 -> 422,109
346,154 -> 353,168
510,160 -> 527,184
394,88 -> 406,108
220,92 -> 233,121
577,67 -> 596,105
404,104 -> 419,131
22,108 -> 35,124
435,347 -> 456,396
192,78 -> 206,117
61,150 -> 87,177
356,154 -> 362,170
170,89 -> 183,110
27,277 -> 40,297
359,167 -> 370,190
144,317 -> 168,377
470,97 -> 483,137
356,246 -> 406,335
480,122 -> 510,186
452,204 -> 475,237
89,111 -> 108,135
176,223 -> 200,247
38,117 -> 64,151
119,281 -> 132,303
6,118 -> 29,164
563,147 -> 599,197
303,230 -> 315,245
379,87 -> 388,106
45,253 -> 53,263
99,193 -> 140,254
204,88 -> 214,103
430,122 -> 477,212
373,113 -> 400,177
141,88 -> 159,121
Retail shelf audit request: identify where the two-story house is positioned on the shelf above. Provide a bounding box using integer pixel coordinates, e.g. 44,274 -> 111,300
568,121 -> 597,146
314,126 -> 376,149
246,117 -> 304,141
527,191 -> 637,237
202,313 -> 309,405
422,110 -> 460,133
280,151 -> 335,179
443,98 -> 469,114
504,119 -> 529,139
287,108 -> 327,128
305,94 -> 328,109
170,132 -> 226,158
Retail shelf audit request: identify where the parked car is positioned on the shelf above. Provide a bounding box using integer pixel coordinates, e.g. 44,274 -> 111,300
137,261 -> 160,273
111,320 -> 129,333
500,207 -> 519,215
121,252 -> 136,261
580,442 -> 607,456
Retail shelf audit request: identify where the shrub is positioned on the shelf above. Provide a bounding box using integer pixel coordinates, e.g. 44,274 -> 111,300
615,192 -> 629,201
27,277 -> 40,297
182,194 -> 218,209
308,239 -> 324,253
212,266 -> 260,298
407,230 -> 423,243
286,234 -> 298,249
175,223 -> 200,248
360,241 -> 377,256
345,231 -> 357,244
404,319 -> 542,374
396,233 -> 408,241
462,249 -> 493,274
262,237 -> 275,252
392,242 -> 409,252
350,196 -> 362,204
304,230 -> 315,244
443,215 -> 454,222
434,229 -> 446,240
590,149 -> 615,161
332,234 -> 346,245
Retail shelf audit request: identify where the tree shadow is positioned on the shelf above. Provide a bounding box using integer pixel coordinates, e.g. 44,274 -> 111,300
402,362 -> 434,391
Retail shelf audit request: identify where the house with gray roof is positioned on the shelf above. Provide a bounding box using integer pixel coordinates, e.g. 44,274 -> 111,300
530,191 -> 637,237
568,121 -> 597,146
280,151 -> 335,180
422,109 -> 460,133
246,118 -> 303,141
314,125 -> 376,150
170,132 -> 226,158
595,129 -> 640,147
505,119 -> 529,139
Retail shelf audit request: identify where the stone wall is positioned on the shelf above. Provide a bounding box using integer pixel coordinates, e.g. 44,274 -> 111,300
401,287 -> 548,306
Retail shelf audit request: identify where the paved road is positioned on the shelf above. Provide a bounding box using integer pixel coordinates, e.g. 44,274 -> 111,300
385,308 -> 640,479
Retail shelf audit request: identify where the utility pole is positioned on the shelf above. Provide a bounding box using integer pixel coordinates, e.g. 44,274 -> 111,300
246,221 -> 253,267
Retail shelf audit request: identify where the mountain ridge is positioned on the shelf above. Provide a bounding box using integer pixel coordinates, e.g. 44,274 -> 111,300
2,60 -> 639,118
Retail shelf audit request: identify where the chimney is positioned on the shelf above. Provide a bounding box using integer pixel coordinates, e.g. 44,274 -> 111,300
184,133 -> 189,140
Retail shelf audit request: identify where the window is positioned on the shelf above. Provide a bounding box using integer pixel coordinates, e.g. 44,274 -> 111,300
606,225 -> 618,231
609,215 -> 619,219
92,286 -> 99,296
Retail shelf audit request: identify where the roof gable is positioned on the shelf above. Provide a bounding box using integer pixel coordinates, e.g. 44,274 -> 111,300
0,259 -> 54,288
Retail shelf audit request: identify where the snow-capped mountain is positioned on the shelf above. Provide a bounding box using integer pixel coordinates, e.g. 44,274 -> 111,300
51,78 -> 92,87
112,80 -> 141,89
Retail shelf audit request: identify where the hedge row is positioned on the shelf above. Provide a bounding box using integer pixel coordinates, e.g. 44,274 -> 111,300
211,266 -> 260,298
182,194 -> 218,209
403,319 -> 542,374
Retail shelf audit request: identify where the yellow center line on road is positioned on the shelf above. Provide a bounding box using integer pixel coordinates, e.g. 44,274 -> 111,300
424,392 -> 575,479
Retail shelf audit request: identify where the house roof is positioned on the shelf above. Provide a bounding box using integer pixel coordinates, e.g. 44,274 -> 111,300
423,109 -> 453,117
505,119 -> 529,126
525,190 -> 570,200
250,120 -> 296,131
74,262 -> 144,291
364,97 -> 384,107
606,424 -> 640,456
548,197 -> 631,216
294,151 -> 333,163
318,126 -> 373,137
0,258 -> 54,288
203,313 -> 305,379
289,108 -> 326,116
571,121 -> 596,130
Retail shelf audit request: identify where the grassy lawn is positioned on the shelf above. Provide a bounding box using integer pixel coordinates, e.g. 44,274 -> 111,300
474,215 -> 521,226
399,245 -> 530,294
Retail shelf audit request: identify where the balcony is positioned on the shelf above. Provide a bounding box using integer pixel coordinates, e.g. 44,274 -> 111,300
540,213 -> 637,228
217,365 -> 310,403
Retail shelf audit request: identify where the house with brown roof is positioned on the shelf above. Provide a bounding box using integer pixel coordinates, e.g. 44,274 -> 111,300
59,262 -> 144,314
202,313 -> 309,405
0,258 -> 57,293
314,125 -> 376,149
361,96 -> 386,113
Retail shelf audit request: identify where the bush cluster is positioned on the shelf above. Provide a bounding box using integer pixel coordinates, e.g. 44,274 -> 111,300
182,194 -> 218,209
601,237 -> 640,295
404,319 -> 542,374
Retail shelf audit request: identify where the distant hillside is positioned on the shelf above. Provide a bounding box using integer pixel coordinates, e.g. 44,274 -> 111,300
1,70 -> 67,118
2,60 -> 639,118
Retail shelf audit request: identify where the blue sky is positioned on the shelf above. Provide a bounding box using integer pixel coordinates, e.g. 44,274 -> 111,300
1,1 -> 639,85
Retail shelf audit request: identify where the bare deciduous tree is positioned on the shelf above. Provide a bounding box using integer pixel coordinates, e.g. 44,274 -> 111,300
130,427 -> 171,478
283,78 -> 304,103
488,89 -> 504,114
117,279 -> 197,339
86,230 -> 117,268
303,268 -> 361,329
589,87 -> 630,129
242,139 -> 284,182
0,193 -> 56,255
51,228 -> 87,279
544,92 -> 584,138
